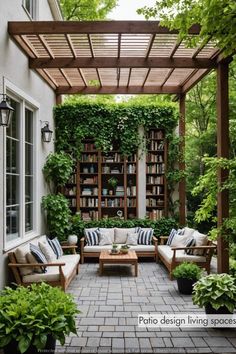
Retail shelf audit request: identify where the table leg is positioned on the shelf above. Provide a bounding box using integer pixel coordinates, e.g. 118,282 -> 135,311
134,261 -> 138,277
99,261 -> 103,276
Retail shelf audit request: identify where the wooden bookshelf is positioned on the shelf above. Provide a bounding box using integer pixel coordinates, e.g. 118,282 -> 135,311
146,128 -> 167,220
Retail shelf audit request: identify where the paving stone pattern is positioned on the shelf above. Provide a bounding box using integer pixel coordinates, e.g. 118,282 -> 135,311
56,261 -> 236,354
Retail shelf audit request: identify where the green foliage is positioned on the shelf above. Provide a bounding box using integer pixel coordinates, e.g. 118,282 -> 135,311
192,156 -> 236,241
192,273 -> 236,313
229,258 -> 236,279
60,0 -> 117,20
41,193 -> 71,241
0,283 -> 78,353
70,215 -> 178,239
172,262 -> 202,280
54,101 -> 178,158
43,152 -> 74,190
137,0 -> 236,56
107,177 -> 118,189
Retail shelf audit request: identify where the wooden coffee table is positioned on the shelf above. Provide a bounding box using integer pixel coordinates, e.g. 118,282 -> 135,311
99,250 -> 138,276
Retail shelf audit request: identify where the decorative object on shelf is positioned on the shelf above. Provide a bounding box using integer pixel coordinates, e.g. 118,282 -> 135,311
0,94 -> 14,127
172,262 -> 202,295
41,121 -> 53,143
102,188 -> 108,196
108,177 -> 118,195
117,210 -> 123,218
67,234 -> 78,245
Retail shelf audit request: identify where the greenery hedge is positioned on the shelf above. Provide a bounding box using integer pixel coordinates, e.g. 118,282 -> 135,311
70,215 -> 178,239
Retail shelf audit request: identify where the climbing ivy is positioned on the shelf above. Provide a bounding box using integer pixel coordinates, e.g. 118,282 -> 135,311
54,101 -> 178,158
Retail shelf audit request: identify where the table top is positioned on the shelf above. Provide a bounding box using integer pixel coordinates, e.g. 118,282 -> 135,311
99,250 -> 137,261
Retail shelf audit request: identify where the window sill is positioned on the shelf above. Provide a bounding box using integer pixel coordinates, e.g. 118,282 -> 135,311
4,231 -> 41,253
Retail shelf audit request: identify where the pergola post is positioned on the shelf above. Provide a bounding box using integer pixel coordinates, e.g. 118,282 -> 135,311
179,93 -> 186,226
217,62 -> 229,273
56,95 -> 62,105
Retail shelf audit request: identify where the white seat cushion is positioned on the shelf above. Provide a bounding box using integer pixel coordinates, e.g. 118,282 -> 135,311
22,254 -> 80,283
158,245 -> 206,263
84,244 -> 155,253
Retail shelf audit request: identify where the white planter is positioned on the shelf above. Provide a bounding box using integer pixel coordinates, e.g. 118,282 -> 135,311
67,234 -> 78,245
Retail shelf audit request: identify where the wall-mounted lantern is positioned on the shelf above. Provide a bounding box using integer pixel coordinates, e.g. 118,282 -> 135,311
41,121 -> 53,143
0,94 -> 14,127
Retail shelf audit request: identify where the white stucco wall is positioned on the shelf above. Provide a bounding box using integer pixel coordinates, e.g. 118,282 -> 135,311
0,0 -> 57,288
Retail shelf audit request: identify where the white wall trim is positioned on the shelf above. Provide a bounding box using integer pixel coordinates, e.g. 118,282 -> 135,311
4,78 -> 40,109
48,0 -> 63,20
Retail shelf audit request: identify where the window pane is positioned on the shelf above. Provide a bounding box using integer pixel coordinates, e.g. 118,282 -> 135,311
6,100 -> 20,139
6,206 -> 20,241
25,176 -> 33,202
25,203 -> 33,232
25,143 -> 33,175
7,139 -> 19,174
6,175 -> 19,206
25,109 -> 33,143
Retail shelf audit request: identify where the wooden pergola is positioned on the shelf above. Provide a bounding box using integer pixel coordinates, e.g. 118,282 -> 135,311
8,21 -> 231,273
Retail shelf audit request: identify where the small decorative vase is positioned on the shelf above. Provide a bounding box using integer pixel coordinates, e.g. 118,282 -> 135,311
102,188 -> 108,196
109,190 -> 113,195
67,234 -> 78,245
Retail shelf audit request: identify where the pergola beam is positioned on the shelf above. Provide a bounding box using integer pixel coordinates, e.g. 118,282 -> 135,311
29,57 -> 216,69
8,21 -> 201,35
56,85 -> 181,95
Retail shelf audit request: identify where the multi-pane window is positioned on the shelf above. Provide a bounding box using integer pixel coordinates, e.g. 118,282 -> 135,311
23,0 -> 36,19
6,99 -> 35,244
6,100 -> 20,241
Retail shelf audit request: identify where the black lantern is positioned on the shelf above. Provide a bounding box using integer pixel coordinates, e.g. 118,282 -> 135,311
41,122 -> 53,143
0,94 -> 14,127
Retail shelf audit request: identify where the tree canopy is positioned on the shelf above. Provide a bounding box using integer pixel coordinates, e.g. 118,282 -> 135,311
60,0 -> 117,20
138,0 -> 236,56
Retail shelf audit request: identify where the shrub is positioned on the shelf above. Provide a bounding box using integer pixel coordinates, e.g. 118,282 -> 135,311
43,152 -> 73,189
172,262 -> 202,280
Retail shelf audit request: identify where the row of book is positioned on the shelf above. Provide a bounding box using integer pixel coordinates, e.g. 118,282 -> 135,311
102,153 -> 123,162
148,141 -> 164,151
127,164 -> 136,174
146,186 -> 164,195
147,153 -> 164,163
80,198 -> 98,207
127,199 -> 136,207
81,154 -> 98,162
81,211 -> 99,221
102,166 -> 124,174
148,130 -> 164,139
101,198 -> 124,207
146,198 -> 164,207
83,143 -> 96,151
147,176 -> 164,184
127,186 -> 136,196
146,209 -> 164,220
80,176 -> 98,184
147,164 -> 165,174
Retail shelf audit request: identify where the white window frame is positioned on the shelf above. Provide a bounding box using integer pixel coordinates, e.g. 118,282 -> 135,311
22,0 -> 38,20
3,79 -> 40,251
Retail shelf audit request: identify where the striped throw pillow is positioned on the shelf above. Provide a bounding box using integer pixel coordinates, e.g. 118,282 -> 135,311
85,229 -> 99,246
138,228 -> 154,245
47,237 -> 63,259
30,244 -> 47,273
166,229 -> 178,246
185,238 -> 196,255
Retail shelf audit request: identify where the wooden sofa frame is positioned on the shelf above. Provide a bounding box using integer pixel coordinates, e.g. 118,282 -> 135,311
8,244 -> 79,291
80,236 -> 158,263
157,236 -> 216,280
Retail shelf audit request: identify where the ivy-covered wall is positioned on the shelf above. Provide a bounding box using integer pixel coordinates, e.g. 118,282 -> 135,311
54,101 -> 178,158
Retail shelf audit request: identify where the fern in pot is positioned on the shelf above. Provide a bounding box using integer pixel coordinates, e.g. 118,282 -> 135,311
0,283 -> 79,354
172,262 -> 202,295
192,273 -> 236,314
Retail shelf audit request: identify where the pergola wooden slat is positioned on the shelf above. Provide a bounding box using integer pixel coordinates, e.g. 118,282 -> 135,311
8,20 -> 232,274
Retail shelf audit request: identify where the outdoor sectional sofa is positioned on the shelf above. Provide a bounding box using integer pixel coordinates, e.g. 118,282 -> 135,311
157,227 -> 216,279
80,227 -> 158,263
8,235 -> 80,290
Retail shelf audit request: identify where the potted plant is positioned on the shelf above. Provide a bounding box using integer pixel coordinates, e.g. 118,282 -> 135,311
108,177 -> 118,195
120,244 -> 130,254
0,283 -> 79,354
111,243 -> 119,254
172,262 -> 202,295
192,273 -> 236,314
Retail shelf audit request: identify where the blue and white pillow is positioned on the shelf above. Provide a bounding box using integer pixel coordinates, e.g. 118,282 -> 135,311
135,226 -> 141,234
166,229 -> 178,246
138,228 -> 154,245
30,243 -> 47,273
47,237 -> 63,259
84,228 -> 99,246
185,238 -> 196,255
177,228 -> 185,235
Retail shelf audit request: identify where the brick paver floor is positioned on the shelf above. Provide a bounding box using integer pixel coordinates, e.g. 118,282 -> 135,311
56,261 -> 236,354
